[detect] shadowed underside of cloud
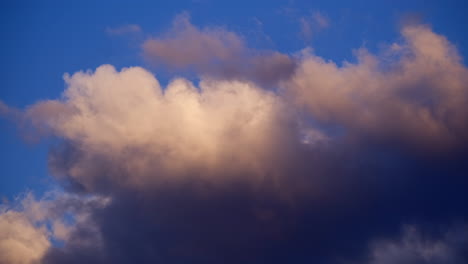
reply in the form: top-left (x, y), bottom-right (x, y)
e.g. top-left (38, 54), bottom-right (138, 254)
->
top-left (1, 17), bottom-right (468, 264)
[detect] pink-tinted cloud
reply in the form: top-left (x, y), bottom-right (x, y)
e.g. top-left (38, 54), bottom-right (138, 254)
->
top-left (142, 13), bottom-right (296, 86)
top-left (25, 65), bottom-right (298, 192)
top-left (283, 24), bottom-right (468, 150)
top-left (0, 195), bottom-right (50, 264)
top-left (0, 192), bottom-right (109, 264)
top-left (299, 11), bottom-right (330, 41)
top-left (2, 15), bottom-right (468, 264)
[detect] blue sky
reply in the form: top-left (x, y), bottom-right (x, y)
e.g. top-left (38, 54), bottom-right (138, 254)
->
top-left (1, 1), bottom-right (468, 263)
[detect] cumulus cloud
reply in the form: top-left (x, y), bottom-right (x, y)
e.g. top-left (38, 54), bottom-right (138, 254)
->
top-left (1, 16), bottom-right (468, 264)
top-left (12, 65), bottom-right (379, 263)
top-left (24, 64), bottom-right (301, 193)
top-left (19, 63), bottom-right (467, 264)
top-left (284, 24), bottom-right (468, 150)
top-left (142, 13), bottom-right (296, 86)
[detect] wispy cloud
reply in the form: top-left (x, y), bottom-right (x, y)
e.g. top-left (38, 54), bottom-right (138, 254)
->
top-left (368, 225), bottom-right (468, 264)
top-left (299, 11), bottom-right (330, 41)
top-left (106, 24), bottom-right (142, 36)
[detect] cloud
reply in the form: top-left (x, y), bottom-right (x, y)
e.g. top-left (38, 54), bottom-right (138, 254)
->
top-left (311, 11), bottom-right (330, 29)
top-left (0, 210), bottom-right (49, 264)
top-left (143, 13), bottom-right (244, 68)
top-left (0, 196), bottom-right (50, 264)
top-left (0, 100), bottom-right (9, 116)
top-left (283, 24), bottom-right (468, 150)
top-left (0, 192), bottom-right (109, 264)
top-left (25, 65), bottom-right (300, 193)
top-left (106, 24), bottom-right (142, 36)
top-left (18, 63), bottom-right (468, 264)
top-left (1, 16), bottom-right (468, 264)
top-left (0, 100), bottom-right (21, 121)
top-left (367, 225), bottom-right (468, 264)
top-left (299, 11), bottom-right (330, 41)
top-left (142, 13), bottom-right (296, 86)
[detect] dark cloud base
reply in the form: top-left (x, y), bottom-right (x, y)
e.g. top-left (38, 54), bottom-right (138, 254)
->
top-left (42, 141), bottom-right (468, 264)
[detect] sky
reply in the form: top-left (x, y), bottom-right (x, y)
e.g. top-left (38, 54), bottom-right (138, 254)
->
top-left (0, 0), bottom-right (468, 263)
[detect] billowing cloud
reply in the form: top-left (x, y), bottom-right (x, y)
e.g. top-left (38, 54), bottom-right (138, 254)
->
top-left (142, 13), bottom-right (296, 86)
top-left (19, 62), bottom-right (468, 264)
top-left (284, 24), bottom-right (468, 150)
top-left (1, 16), bottom-right (468, 264)
top-left (25, 65), bottom-right (300, 193)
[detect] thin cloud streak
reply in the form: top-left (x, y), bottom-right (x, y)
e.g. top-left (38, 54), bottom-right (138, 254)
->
top-left (106, 24), bottom-right (142, 36)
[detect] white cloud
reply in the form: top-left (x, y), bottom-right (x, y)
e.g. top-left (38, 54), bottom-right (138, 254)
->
top-left (26, 65), bottom-right (296, 192)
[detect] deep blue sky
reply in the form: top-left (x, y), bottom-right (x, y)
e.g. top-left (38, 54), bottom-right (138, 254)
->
top-left (1, 0), bottom-right (467, 199)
